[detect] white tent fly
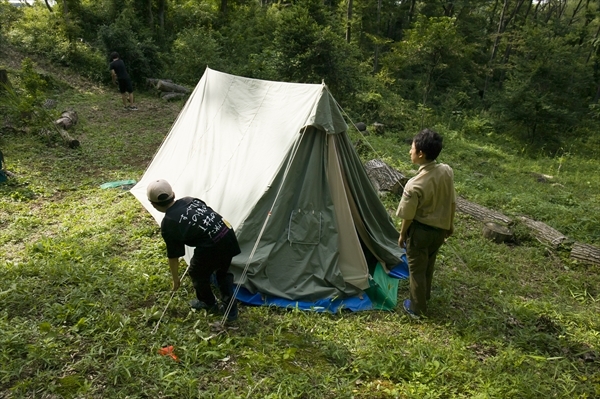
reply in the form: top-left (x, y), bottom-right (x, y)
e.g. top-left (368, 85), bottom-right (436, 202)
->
top-left (131, 68), bottom-right (404, 307)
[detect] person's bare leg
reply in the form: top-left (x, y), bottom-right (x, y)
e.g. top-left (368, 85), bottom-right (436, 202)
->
top-left (121, 93), bottom-right (128, 107)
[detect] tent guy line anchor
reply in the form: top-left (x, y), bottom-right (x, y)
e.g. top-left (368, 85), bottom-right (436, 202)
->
top-left (151, 263), bottom-right (191, 335)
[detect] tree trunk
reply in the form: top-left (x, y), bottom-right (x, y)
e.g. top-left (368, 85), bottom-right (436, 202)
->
top-left (456, 197), bottom-right (513, 224)
top-left (517, 216), bottom-right (568, 248)
top-left (158, 0), bottom-right (166, 33)
top-left (346, 0), bottom-right (353, 43)
top-left (156, 80), bottom-right (190, 93)
top-left (408, 0), bottom-right (416, 24)
top-left (373, 0), bottom-right (382, 73)
top-left (570, 242), bottom-right (600, 265)
top-left (0, 69), bottom-right (10, 90)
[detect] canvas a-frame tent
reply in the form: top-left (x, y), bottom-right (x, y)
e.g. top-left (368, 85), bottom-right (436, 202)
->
top-left (131, 68), bottom-right (404, 309)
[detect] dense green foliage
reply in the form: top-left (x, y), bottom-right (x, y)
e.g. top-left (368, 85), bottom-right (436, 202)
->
top-left (2, 0), bottom-right (600, 148)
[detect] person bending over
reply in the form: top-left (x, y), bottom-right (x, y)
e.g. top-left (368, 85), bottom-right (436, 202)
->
top-left (147, 179), bottom-right (241, 321)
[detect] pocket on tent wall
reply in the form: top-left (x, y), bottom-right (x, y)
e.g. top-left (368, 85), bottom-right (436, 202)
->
top-left (288, 210), bottom-right (322, 245)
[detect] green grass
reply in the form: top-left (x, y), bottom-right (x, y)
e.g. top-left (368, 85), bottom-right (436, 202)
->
top-left (1, 53), bottom-right (599, 398)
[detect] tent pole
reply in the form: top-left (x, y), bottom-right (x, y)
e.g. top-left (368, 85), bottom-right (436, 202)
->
top-left (221, 126), bottom-right (310, 323)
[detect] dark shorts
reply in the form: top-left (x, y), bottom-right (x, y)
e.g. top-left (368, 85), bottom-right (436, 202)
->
top-left (118, 78), bottom-right (133, 94)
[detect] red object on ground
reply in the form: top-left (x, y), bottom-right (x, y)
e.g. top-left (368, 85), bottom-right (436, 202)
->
top-left (158, 345), bottom-right (180, 362)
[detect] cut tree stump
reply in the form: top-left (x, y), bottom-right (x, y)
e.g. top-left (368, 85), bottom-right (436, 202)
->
top-left (372, 122), bottom-right (385, 136)
top-left (364, 159), bottom-right (407, 195)
top-left (456, 197), bottom-right (512, 224)
top-left (518, 216), bottom-right (568, 248)
top-left (156, 80), bottom-right (190, 94)
top-left (570, 242), bottom-right (600, 265)
top-left (54, 110), bottom-right (78, 130)
top-left (482, 222), bottom-right (513, 244)
top-left (355, 122), bottom-right (367, 132)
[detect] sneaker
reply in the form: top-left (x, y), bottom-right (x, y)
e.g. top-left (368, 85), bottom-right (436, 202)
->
top-left (403, 299), bottom-right (419, 319)
top-left (123, 106), bottom-right (129, 110)
top-left (129, 106), bottom-right (138, 110)
top-left (189, 299), bottom-right (220, 314)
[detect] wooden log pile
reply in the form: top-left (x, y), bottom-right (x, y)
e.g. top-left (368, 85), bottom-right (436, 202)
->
top-left (456, 197), bottom-right (599, 265)
top-left (367, 160), bottom-right (600, 265)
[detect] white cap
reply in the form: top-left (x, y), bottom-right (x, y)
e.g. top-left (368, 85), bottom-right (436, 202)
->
top-left (146, 179), bottom-right (174, 204)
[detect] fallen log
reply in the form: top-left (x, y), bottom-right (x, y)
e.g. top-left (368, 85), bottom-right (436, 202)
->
top-left (456, 197), bottom-right (512, 224)
top-left (54, 110), bottom-right (78, 130)
top-left (365, 159), bottom-right (407, 195)
top-left (40, 127), bottom-right (80, 148)
top-left (570, 242), bottom-right (600, 265)
top-left (161, 92), bottom-right (186, 101)
top-left (517, 216), bottom-right (568, 248)
top-left (146, 78), bottom-right (172, 88)
top-left (156, 80), bottom-right (190, 94)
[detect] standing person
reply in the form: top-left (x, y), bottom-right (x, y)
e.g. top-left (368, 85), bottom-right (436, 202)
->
top-left (147, 179), bottom-right (241, 321)
top-left (109, 52), bottom-right (137, 110)
top-left (396, 128), bottom-right (456, 318)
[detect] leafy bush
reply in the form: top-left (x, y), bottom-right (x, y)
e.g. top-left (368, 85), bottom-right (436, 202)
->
top-left (5, 3), bottom-right (105, 82)
top-left (263, 1), bottom-right (362, 102)
top-left (0, 0), bottom-right (23, 45)
top-left (165, 27), bottom-right (223, 85)
top-left (0, 58), bottom-right (57, 133)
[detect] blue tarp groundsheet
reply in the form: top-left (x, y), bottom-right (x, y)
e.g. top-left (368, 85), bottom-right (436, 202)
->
top-left (234, 253), bottom-right (410, 312)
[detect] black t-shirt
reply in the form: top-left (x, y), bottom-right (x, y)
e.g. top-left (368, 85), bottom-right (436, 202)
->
top-left (161, 197), bottom-right (239, 259)
top-left (109, 59), bottom-right (129, 80)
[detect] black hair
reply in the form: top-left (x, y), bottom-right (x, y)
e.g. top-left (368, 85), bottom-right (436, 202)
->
top-left (150, 198), bottom-right (175, 206)
top-left (110, 52), bottom-right (119, 61)
top-left (413, 128), bottom-right (443, 161)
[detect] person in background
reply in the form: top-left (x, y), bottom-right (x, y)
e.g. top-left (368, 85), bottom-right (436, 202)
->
top-left (396, 128), bottom-right (456, 318)
top-left (109, 52), bottom-right (137, 110)
top-left (146, 179), bottom-right (241, 322)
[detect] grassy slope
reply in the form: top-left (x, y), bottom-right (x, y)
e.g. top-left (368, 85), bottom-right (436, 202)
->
top-left (1, 51), bottom-right (599, 398)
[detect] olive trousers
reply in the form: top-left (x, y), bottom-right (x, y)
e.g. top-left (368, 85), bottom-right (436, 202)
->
top-left (406, 220), bottom-right (447, 315)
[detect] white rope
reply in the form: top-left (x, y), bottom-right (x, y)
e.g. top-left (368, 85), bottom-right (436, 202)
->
top-left (329, 90), bottom-right (406, 191)
top-left (220, 126), bottom-right (309, 324)
top-left (329, 91), bottom-right (381, 159)
top-left (151, 263), bottom-right (191, 335)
